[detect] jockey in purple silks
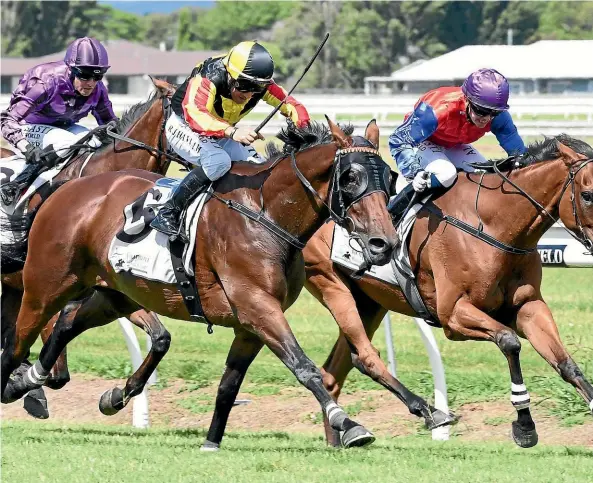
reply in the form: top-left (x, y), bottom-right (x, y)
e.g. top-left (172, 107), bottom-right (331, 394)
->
top-left (0, 37), bottom-right (118, 205)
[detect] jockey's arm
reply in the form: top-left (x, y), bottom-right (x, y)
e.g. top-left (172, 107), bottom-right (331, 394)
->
top-left (183, 77), bottom-right (232, 137)
top-left (0, 79), bottom-right (53, 152)
top-left (490, 111), bottom-right (526, 156)
top-left (92, 84), bottom-right (119, 125)
top-left (388, 102), bottom-right (438, 178)
top-left (262, 83), bottom-right (310, 128)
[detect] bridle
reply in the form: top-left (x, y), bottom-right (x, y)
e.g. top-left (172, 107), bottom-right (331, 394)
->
top-left (211, 139), bottom-right (390, 268)
top-left (491, 156), bottom-right (593, 254)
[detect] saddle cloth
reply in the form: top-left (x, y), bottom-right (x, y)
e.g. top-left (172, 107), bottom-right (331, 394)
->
top-left (331, 196), bottom-right (440, 325)
top-left (107, 178), bottom-right (209, 284)
top-left (330, 200), bottom-right (424, 285)
top-left (0, 152), bottom-right (93, 215)
top-left (0, 152), bottom-right (92, 246)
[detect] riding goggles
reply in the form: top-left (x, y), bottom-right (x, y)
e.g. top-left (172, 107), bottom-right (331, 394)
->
top-left (72, 66), bottom-right (107, 82)
top-left (469, 102), bottom-right (502, 118)
top-left (233, 77), bottom-right (269, 93)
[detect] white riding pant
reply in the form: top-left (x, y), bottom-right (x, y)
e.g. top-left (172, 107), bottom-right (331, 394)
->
top-left (165, 112), bottom-right (264, 181)
top-left (21, 123), bottom-right (100, 158)
top-left (395, 140), bottom-right (487, 193)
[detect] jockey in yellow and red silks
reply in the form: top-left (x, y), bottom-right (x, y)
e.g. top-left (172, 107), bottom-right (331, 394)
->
top-left (151, 41), bottom-right (311, 240)
top-left (387, 68), bottom-right (526, 222)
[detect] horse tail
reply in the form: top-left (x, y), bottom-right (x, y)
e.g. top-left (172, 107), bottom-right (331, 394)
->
top-left (0, 180), bottom-right (67, 274)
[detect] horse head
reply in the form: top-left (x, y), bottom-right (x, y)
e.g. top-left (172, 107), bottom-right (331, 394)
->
top-left (555, 139), bottom-right (593, 253)
top-left (271, 118), bottom-right (396, 266)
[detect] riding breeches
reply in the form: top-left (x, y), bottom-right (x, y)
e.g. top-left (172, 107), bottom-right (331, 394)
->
top-left (395, 140), bottom-right (487, 193)
top-left (165, 112), bottom-right (264, 181)
top-left (20, 123), bottom-right (101, 158)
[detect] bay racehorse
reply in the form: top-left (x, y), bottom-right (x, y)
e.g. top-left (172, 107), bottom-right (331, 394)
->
top-left (1, 77), bottom-right (177, 413)
top-left (2, 120), bottom-right (397, 449)
top-left (301, 135), bottom-right (593, 447)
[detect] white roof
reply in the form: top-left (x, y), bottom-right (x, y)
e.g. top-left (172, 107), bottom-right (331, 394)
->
top-left (390, 40), bottom-right (593, 81)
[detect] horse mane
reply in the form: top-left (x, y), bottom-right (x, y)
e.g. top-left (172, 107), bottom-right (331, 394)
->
top-left (476, 134), bottom-right (593, 171)
top-left (264, 121), bottom-right (355, 162)
top-left (95, 91), bottom-right (161, 153)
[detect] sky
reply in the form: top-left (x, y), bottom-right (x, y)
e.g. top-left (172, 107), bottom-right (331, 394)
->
top-left (99, 1), bottom-right (213, 15)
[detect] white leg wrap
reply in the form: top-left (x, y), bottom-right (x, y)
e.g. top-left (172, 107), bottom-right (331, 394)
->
top-left (325, 401), bottom-right (345, 427)
top-left (25, 361), bottom-right (49, 386)
top-left (589, 399), bottom-right (593, 412)
top-left (511, 383), bottom-right (530, 410)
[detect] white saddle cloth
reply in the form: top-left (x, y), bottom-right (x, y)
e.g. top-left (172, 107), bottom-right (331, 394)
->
top-left (107, 178), bottom-right (209, 284)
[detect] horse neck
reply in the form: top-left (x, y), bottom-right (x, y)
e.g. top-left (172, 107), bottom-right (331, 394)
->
top-left (263, 144), bottom-right (337, 243)
top-left (478, 159), bottom-right (569, 249)
top-left (78, 98), bottom-right (166, 177)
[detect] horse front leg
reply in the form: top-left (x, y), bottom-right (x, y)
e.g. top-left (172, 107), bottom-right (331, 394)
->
top-left (99, 309), bottom-right (171, 416)
top-left (231, 289), bottom-right (375, 449)
top-left (202, 328), bottom-right (264, 451)
top-left (446, 298), bottom-right (538, 448)
top-left (305, 272), bottom-right (455, 439)
top-left (515, 299), bottom-right (593, 415)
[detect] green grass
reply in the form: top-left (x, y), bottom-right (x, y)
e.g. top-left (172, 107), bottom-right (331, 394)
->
top-left (2, 421), bottom-right (592, 483)
top-left (28, 269), bottom-right (593, 424)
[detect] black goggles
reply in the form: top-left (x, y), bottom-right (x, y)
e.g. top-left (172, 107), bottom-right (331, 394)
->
top-left (72, 67), bottom-right (106, 82)
top-left (233, 78), bottom-right (269, 93)
top-left (469, 102), bottom-right (502, 118)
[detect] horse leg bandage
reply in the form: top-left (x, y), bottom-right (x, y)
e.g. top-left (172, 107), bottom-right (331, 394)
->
top-left (510, 382), bottom-right (531, 410)
top-left (25, 361), bottom-right (49, 387)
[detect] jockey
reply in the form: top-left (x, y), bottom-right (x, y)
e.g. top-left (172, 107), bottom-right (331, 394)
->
top-left (150, 40), bottom-right (310, 241)
top-left (0, 37), bottom-right (117, 205)
top-left (387, 68), bottom-right (526, 223)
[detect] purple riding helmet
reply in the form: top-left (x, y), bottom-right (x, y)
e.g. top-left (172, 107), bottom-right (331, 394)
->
top-left (64, 37), bottom-right (110, 72)
top-left (462, 68), bottom-right (510, 112)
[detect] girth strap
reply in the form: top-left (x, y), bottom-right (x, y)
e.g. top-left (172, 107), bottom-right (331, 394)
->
top-left (169, 238), bottom-right (213, 333)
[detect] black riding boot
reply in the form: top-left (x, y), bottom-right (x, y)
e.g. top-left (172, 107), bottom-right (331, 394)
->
top-left (387, 182), bottom-right (417, 225)
top-left (150, 165), bottom-right (211, 242)
top-left (0, 163), bottom-right (44, 206)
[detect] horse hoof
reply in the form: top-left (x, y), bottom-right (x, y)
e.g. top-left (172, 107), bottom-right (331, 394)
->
top-left (99, 387), bottom-right (124, 416)
top-left (2, 381), bottom-right (22, 404)
top-left (45, 375), bottom-right (70, 391)
top-left (341, 425), bottom-right (375, 448)
top-left (425, 408), bottom-right (459, 430)
top-left (200, 441), bottom-right (220, 452)
top-left (23, 388), bottom-right (49, 419)
top-left (511, 421), bottom-right (538, 448)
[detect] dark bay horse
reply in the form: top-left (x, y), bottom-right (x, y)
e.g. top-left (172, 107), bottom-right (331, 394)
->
top-left (1, 77), bottom-right (176, 409)
top-left (2, 120), bottom-right (397, 449)
top-left (302, 135), bottom-right (593, 448)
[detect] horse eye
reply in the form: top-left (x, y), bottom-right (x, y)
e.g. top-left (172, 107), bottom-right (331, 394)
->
top-left (582, 191), bottom-right (593, 204)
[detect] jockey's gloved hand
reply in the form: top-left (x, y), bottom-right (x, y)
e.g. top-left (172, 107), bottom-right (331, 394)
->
top-left (412, 170), bottom-right (430, 193)
top-left (23, 145), bottom-right (44, 165)
top-left (94, 121), bottom-right (117, 142)
top-left (230, 126), bottom-right (264, 145)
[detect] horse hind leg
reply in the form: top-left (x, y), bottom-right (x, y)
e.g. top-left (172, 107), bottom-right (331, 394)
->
top-left (202, 328), bottom-right (264, 451)
top-left (99, 309), bottom-right (171, 416)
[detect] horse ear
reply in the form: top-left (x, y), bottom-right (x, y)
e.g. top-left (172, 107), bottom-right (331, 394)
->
top-left (325, 115), bottom-right (352, 149)
top-left (364, 119), bottom-right (380, 149)
top-left (150, 76), bottom-right (176, 97)
top-left (557, 141), bottom-right (586, 165)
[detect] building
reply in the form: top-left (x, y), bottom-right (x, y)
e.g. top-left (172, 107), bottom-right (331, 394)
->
top-left (1, 40), bottom-right (222, 96)
top-left (364, 40), bottom-right (593, 95)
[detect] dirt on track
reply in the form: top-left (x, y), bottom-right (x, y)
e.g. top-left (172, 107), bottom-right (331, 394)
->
top-left (2, 375), bottom-right (592, 447)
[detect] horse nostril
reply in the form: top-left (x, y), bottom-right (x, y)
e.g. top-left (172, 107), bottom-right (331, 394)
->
top-left (368, 237), bottom-right (389, 254)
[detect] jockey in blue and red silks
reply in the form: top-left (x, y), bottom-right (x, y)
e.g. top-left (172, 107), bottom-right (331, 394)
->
top-left (387, 68), bottom-right (526, 222)
top-left (0, 37), bottom-right (118, 205)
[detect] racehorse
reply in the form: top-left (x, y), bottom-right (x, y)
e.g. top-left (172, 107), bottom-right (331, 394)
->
top-left (301, 134), bottom-right (593, 448)
top-left (2, 119), bottom-right (398, 449)
top-left (1, 77), bottom-right (176, 407)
